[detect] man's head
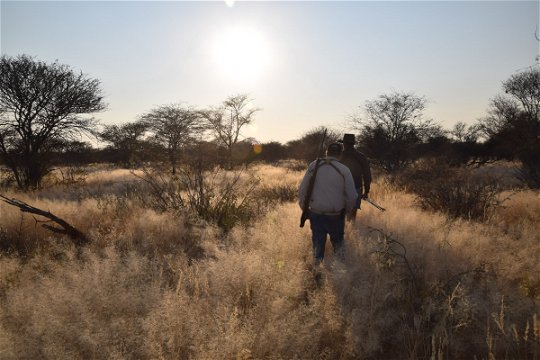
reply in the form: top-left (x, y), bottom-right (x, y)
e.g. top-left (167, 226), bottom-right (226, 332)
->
top-left (326, 142), bottom-right (343, 158)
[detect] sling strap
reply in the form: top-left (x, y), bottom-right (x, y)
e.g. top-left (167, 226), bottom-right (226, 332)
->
top-left (316, 158), bottom-right (344, 180)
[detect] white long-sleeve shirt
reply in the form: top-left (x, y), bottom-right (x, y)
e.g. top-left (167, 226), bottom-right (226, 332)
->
top-left (298, 156), bottom-right (358, 214)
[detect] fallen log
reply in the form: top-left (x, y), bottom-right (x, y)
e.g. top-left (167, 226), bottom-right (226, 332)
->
top-left (0, 195), bottom-right (88, 245)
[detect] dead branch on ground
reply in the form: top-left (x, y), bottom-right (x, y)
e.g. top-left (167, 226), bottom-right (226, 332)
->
top-left (0, 195), bottom-right (88, 245)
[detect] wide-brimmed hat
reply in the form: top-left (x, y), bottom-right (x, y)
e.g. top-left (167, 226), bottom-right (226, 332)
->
top-left (343, 133), bottom-right (355, 144)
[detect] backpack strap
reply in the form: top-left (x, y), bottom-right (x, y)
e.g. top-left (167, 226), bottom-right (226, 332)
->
top-left (319, 159), bottom-right (344, 180)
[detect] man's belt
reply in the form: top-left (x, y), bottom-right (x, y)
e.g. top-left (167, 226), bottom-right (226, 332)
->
top-left (310, 209), bottom-right (345, 216)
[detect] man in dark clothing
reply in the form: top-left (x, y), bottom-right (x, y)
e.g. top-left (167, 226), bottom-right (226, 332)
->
top-left (339, 134), bottom-right (372, 221)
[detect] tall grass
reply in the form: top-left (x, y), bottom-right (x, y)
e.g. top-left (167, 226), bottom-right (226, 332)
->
top-left (0, 163), bottom-right (538, 359)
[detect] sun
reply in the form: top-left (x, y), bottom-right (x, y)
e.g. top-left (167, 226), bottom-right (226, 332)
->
top-left (212, 25), bottom-right (271, 83)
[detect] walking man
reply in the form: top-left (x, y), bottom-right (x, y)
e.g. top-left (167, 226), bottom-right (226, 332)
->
top-left (298, 142), bottom-right (357, 264)
top-left (339, 134), bottom-right (371, 221)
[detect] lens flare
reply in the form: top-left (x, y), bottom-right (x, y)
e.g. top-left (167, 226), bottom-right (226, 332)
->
top-left (253, 144), bottom-right (263, 154)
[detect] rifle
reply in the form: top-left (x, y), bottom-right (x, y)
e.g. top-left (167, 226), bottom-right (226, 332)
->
top-left (300, 129), bottom-right (327, 228)
top-left (364, 197), bottom-right (386, 212)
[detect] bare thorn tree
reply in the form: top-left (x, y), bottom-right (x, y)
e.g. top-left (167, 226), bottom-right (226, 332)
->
top-left (502, 67), bottom-right (540, 122)
top-left (201, 94), bottom-right (260, 168)
top-left (0, 55), bottom-right (105, 189)
top-left (477, 67), bottom-right (540, 188)
top-left (351, 91), bottom-right (439, 172)
top-left (450, 121), bottom-right (480, 143)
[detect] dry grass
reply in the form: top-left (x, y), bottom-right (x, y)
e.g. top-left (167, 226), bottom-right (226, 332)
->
top-left (0, 163), bottom-right (538, 359)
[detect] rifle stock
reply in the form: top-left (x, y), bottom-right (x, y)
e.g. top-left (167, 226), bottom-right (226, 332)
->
top-left (299, 129), bottom-right (327, 228)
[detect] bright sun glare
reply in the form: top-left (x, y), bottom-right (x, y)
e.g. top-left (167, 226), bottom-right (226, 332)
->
top-left (212, 26), bottom-right (271, 83)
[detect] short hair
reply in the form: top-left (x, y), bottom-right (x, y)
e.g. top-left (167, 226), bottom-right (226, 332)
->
top-left (326, 142), bottom-right (343, 157)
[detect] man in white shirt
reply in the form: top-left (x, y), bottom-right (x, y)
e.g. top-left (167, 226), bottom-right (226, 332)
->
top-left (298, 142), bottom-right (358, 264)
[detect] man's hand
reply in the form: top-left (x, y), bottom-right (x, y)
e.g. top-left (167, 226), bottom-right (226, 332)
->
top-left (346, 208), bottom-right (357, 222)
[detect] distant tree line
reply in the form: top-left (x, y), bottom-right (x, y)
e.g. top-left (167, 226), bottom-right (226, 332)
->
top-left (1, 54), bottom-right (539, 189)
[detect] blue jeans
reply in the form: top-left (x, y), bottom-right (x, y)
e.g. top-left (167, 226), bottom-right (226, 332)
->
top-left (309, 212), bottom-right (345, 263)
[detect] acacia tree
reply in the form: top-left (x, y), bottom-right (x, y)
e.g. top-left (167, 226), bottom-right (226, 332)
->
top-left (351, 91), bottom-right (440, 172)
top-left (99, 121), bottom-right (149, 166)
top-left (201, 94), bottom-right (260, 167)
top-left (140, 104), bottom-right (205, 174)
top-left (478, 68), bottom-right (540, 138)
top-left (441, 121), bottom-right (485, 166)
top-left (503, 67), bottom-right (540, 121)
top-left (0, 55), bottom-right (105, 189)
top-left (450, 122), bottom-right (480, 143)
top-left (477, 67), bottom-right (540, 188)
top-left (286, 126), bottom-right (341, 162)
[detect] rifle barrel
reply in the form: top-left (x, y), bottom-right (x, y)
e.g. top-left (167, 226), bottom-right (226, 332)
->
top-left (299, 129), bottom-right (327, 227)
top-left (365, 198), bottom-right (386, 212)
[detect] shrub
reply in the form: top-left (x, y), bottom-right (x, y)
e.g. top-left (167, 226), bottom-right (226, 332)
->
top-left (517, 160), bottom-right (540, 189)
top-left (396, 160), bottom-right (505, 221)
top-left (131, 163), bottom-right (264, 233)
top-left (255, 184), bottom-right (297, 204)
top-left (47, 166), bottom-right (89, 187)
top-left (0, 166), bottom-right (20, 190)
top-left (273, 159), bottom-right (306, 172)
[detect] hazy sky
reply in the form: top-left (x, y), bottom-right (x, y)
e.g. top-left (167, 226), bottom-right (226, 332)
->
top-left (1, 1), bottom-right (539, 143)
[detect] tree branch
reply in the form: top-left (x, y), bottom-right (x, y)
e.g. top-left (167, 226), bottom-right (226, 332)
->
top-left (0, 194), bottom-right (88, 245)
